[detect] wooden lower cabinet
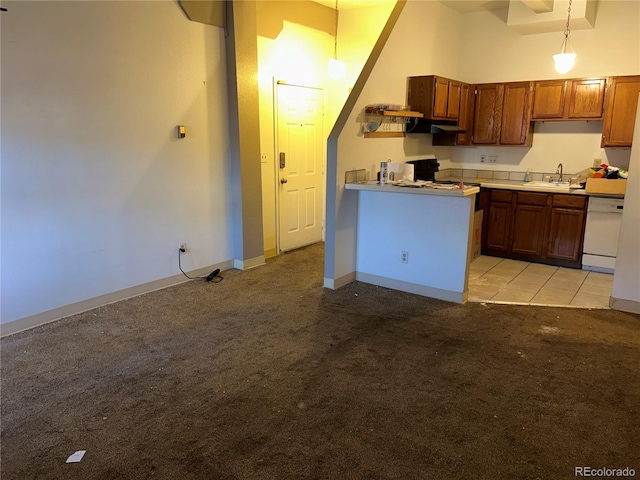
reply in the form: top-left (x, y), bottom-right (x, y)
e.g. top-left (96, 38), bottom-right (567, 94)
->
top-left (547, 195), bottom-right (587, 264)
top-left (480, 189), bottom-right (587, 268)
top-left (511, 204), bottom-right (547, 256)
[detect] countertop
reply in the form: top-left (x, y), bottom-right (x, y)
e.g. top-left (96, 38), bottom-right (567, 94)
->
top-left (345, 178), bottom-right (624, 199)
top-left (345, 181), bottom-right (479, 197)
top-left (442, 177), bottom-right (625, 198)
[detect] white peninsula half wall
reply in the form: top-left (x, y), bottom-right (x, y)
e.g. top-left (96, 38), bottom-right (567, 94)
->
top-left (341, 183), bottom-right (479, 303)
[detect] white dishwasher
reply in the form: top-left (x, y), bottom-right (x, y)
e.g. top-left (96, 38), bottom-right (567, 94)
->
top-left (582, 196), bottom-right (625, 273)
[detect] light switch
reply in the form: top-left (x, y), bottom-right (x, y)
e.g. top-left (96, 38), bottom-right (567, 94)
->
top-left (177, 125), bottom-right (186, 138)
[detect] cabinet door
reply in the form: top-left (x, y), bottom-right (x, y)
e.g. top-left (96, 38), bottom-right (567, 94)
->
top-left (407, 76), bottom-right (434, 120)
top-left (568, 78), bottom-right (606, 119)
top-left (456, 83), bottom-right (472, 145)
top-left (602, 76), bottom-right (640, 147)
top-left (433, 76), bottom-right (450, 119)
top-left (547, 207), bottom-right (585, 264)
top-left (485, 202), bottom-right (512, 252)
top-left (500, 82), bottom-right (533, 146)
top-left (447, 80), bottom-right (461, 120)
top-left (472, 84), bottom-right (501, 145)
top-left (532, 80), bottom-right (566, 120)
top-left (511, 205), bottom-right (547, 257)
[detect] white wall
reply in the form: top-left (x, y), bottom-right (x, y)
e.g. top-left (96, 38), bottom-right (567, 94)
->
top-left (611, 97), bottom-right (640, 313)
top-left (452, 0), bottom-right (640, 174)
top-left (1, 1), bottom-right (232, 326)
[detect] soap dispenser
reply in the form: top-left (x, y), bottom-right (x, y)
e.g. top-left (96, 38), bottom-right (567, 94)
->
top-left (524, 169), bottom-right (531, 183)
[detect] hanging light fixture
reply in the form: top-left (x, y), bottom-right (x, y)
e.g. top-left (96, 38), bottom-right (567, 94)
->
top-left (553, 0), bottom-right (576, 74)
top-left (328, 0), bottom-right (346, 80)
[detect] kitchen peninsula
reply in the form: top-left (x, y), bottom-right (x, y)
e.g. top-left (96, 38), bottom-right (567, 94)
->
top-left (344, 181), bottom-right (480, 303)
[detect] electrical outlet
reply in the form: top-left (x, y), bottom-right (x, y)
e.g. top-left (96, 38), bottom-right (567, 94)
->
top-left (401, 251), bottom-right (408, 264)
top-left (593, 158), bottom-right (602, 168)
top-left (179, 242), bottom-right (187, 254)
top-left (480, 155), bottom-right (486, 163)
top-left (489, 155), bottom-right (498, 163)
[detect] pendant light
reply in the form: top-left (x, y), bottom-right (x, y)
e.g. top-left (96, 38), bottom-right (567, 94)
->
top-left (553, 0), bottom-right (576, 74)
top-left (328, 0), bottom-right (346, 80)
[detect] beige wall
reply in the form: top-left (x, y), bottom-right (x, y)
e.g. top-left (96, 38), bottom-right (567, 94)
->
top-left (1, 1), bottom-right (232, 326)
top-left (451, 0), bottom-right (640, 175)
top-left (257, 3), bottom-right (394, 255)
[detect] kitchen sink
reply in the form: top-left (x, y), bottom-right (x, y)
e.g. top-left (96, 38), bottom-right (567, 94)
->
top-left (522, 181), bottom-right (572, 189)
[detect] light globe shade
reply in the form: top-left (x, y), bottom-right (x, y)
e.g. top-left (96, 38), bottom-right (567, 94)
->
top-left (328, 58), bottom-right (346, 80)
top-left (553, 52), bottom-right (576, 74)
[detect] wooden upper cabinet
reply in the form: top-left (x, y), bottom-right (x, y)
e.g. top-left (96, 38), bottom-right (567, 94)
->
top-left (472, 82), bottom-right (533, 146)
top-left (408, 75), bottom-right (461, 121)
top-left (602, 75), bottom-right (640, 148)
top-left (532, 78), bottom-right (605, 121)
top-left (456, 83), bottom-right (473, 145)
top-left (447, 81), bottom-right (462, 120)
top-left (472, 84), bottom-right (501, 144)
top-left (500, 82), bottom-right (533, 146)
top-left (568, 78), bottom-right (606, 119)
top-left (532, 80), bottom-right (567, 119)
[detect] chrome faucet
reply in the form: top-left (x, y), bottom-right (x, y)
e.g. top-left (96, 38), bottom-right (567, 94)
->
top-left (555, 163), bottom-right (563, 183)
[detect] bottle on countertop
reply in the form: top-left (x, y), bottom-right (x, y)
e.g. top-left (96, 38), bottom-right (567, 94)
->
top-left (380, 161), bottom-right (388, 184)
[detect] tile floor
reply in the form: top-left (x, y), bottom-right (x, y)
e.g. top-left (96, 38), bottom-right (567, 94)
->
top-left (469, 256), bottom-right (613, 308)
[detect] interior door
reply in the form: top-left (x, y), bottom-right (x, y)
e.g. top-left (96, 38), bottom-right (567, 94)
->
top-left (276, 83), bottom-right (324, 253)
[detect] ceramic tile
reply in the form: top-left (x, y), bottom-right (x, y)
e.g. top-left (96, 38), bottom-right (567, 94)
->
top-left (577, 283), bottom-right (612, 298)
top-left (477, 170), bottom-right (494, 179)
top-left (468, 260), bottom-right (611, 309)
top-left (468, 284), bottom-right (501, 301)
top-left (570, 292), bottom-right (610, 308)
top-left (509, 171), bottom-right (526, 181)
top-left (531, 287), bottom-right (576, 305)
top-left (492, 288), bottom-right (536, 303)
top-left (503, 280), bottom-right (544, 294)
top-left (450, 168), bottom-right (463, 176)
top-left (462, 169), bottom-right (477, 178)
top-left (583, 271), bottom-right (614, 288)
top-left (489, 261), bottom-right (529, 275)
top-left (522, 263), bottom-right (558, 277)
top-left (470, 255), bottom-right (502, 269)
top-left (470, 275), bottom-right (512, 287)
top-left (530, 173), bottom-right (544, 181)
top-left (492, 171), bottom-right (510, 180)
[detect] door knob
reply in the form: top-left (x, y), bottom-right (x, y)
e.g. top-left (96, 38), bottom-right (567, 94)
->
top-left (280, 178), bottom-right (288, 184)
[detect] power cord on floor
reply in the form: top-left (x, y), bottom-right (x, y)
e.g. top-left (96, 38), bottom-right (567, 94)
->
top-left (178, 247), bottom-right (223, 283)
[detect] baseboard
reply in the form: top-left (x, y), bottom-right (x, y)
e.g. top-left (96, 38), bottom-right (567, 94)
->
top-left (324, 271), bottom-right (357, 290)
top-left (610, 296), bottom-right (640, 314)
top-left (264, 248), bottom-right (277, 259)
top-left (233, 255), bottom-right (266, 270)
top-left (0, 260), bottom-right (234, 337)
top-left (355, 272), bottom-right (466, 304)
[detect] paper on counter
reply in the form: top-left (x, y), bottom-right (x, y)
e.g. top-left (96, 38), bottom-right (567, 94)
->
top-left (66, 450), bottom-right (86, 463)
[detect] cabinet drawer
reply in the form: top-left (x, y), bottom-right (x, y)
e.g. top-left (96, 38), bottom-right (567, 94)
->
top-left (516, 192), bottom-right (548, 206)
top-left (490, 189), bottom-right (513, 203)
top-left (552, 194), bottom-right (587, 209)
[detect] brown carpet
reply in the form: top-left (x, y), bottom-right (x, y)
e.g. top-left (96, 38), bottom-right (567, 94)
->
top-left (1, 243), bottom-right (639, 479)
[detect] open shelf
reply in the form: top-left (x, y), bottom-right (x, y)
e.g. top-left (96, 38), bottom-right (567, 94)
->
top-left (364, 131), bottom-right (406, 138)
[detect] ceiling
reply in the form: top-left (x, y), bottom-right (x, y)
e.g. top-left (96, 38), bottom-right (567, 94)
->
top-left (313, 0), bottom-right (509, 11)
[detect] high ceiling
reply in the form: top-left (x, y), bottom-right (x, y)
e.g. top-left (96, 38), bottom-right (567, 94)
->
top-left (313, 0), bottom-right (508, 12)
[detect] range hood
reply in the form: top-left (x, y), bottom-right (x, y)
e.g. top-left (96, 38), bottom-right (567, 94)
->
top-left (406, 118), bottom-right (466, 134)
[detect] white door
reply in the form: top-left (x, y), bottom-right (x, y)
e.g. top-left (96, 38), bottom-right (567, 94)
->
top-left (276, 83), bottom-right (324, 252)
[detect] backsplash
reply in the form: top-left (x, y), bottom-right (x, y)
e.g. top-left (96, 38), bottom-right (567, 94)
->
top-left (435, 168), bottom-right (578, 182)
